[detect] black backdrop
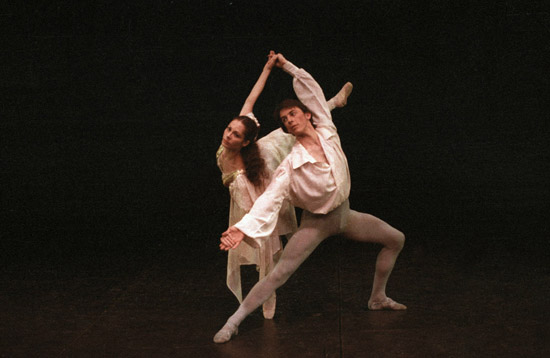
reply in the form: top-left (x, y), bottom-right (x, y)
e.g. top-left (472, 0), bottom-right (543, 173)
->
top-left (2, 1), bottom-right (548, 267)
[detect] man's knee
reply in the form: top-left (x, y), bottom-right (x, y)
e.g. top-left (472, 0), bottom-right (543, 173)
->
top-left (388, 230), bottom-right (405, 251)
top-left (269, 263), bottom-right (294, 286)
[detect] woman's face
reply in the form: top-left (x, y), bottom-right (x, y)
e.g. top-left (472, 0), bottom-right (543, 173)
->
top-left (222, 119), bottom-right (250, 151)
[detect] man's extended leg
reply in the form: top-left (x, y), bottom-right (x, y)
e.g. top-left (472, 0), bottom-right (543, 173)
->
top-left (214, 225), bottom-right (328, 342)
top-left (214, 205), bottom-right (348, 343)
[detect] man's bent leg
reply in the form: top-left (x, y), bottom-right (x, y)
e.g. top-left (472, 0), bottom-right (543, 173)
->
top-left (341, 210), bottom-right (406, 310)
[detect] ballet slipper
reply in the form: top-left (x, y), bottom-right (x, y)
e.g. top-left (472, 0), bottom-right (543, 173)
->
top-left (368, 297), bottom-right (407, 311)
top-left (262, 293), bottom-right (276, 319)
top-left (331, 82), bottom-right (354, 108)
top-left (213, 321), bottom-right (238, 343)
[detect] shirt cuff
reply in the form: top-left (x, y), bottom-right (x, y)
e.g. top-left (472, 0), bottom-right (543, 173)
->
top-left (234, 214), bottom-right (262, 248)
top-left (282, 61), bottom-right (299, 76)
top-left (235, 218), bottom-right (263, 248)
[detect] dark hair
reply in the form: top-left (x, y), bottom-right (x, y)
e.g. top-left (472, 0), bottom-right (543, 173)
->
top-left (234, 116), bottom-right (268, 187)
top-left (273, 99), bottom-right (315, 133)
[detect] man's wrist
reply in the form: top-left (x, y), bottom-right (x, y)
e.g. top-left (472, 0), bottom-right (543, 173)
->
top-left (282, 61), bottom-right (297, 75)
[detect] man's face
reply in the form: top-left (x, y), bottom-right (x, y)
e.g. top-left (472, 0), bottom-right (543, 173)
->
top-left (279, 106), bottom-right (312, 136)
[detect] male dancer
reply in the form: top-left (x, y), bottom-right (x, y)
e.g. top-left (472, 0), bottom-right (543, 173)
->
top-left (215, 52), bottom-right (406, 344)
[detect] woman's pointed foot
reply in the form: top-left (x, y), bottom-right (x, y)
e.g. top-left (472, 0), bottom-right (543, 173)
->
top-left (333, 82), bottom-right (353, 108)
top-left (262, 293), bottom-right (276, 319)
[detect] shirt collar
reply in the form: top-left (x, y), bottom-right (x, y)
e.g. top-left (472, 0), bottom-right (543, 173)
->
top-left (291, 142), bottom-right (318, 169)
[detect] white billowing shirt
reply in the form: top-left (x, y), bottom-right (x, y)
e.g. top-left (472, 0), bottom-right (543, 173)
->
top-left (235, 61), bottom-right (351, 243)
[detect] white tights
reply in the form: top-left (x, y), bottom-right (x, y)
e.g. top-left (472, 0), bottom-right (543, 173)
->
top-left (225, 200), bottom-right (405, 328)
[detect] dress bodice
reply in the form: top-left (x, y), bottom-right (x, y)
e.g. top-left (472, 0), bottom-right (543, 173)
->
top-left (217, 145), bottom-right (245, 187)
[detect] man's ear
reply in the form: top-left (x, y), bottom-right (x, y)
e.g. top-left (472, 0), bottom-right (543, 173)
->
top-left (305, 112), bottom-right (312, 121)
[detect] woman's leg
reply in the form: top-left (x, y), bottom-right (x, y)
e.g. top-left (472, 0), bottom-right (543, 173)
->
top-left (341, 210), bottom-right (406, 310)
top-left (261, 247), bottom-right (281, 319)
top-left (327, 82), bottom-right (353, 110)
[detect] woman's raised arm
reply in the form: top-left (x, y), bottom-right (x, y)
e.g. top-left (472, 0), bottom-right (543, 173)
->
top-left (239, 51), bottom-right (277, 116)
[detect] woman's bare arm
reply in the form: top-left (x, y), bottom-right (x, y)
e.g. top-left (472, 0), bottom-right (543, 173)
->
top-left (239, 51), bottom-right (277, 116)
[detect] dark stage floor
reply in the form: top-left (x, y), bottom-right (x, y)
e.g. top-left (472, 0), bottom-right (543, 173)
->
top-left (2, 236), bottom-right (549, 357)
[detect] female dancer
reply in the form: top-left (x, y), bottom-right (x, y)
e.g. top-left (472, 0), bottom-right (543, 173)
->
top-left (217, 51), bottom-right (353, 319)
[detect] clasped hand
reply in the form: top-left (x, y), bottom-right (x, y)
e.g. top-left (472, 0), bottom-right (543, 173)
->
top-left (219, 226), bottom-right (245, 251)
top-left (267, 50), bottom-right (287, 69)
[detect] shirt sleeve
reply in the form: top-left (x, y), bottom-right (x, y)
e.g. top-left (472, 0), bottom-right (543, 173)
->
top-left (234, 160), bottom-right (291, 244)
top-left (282, 61), bottom-right (336, 133)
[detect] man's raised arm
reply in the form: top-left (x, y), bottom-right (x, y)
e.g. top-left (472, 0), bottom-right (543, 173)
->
top-left (274, 53), bottom-right (335, 130)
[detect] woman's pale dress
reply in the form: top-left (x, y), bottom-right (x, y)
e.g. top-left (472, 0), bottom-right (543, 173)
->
top-left (216, 113), bottom-right (297, 314)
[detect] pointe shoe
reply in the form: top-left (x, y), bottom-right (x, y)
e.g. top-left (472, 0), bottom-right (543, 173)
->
top-left (333, 82), bottom-right (353, 108)
top-left (213, 322), bottom-right (238, 343)
top-left (262, 293), bottom-right (276, 319)
top-left (368, 297), bottom-right (407, 311)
